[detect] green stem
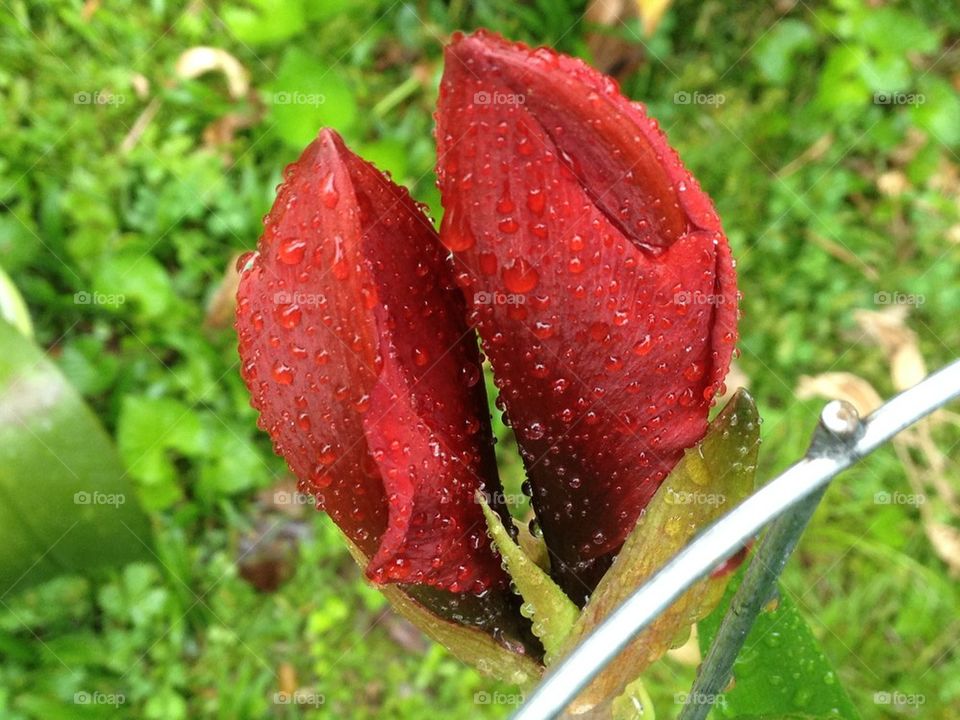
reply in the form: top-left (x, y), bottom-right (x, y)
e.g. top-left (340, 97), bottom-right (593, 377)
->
top-left (677, 489), bottom-right (827, 720)
top-left (372, 74), bottom-right (421, 118)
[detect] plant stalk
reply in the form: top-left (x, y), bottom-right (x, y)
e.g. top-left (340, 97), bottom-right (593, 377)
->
top-left (676, 488), bottom-right (826, 720)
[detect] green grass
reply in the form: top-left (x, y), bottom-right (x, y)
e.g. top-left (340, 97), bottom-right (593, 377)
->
top-left (1, 0), bottom-right (959, 717)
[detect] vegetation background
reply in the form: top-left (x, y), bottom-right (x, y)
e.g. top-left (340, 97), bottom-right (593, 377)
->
top-left (1, 0), bottom-right (958, 717)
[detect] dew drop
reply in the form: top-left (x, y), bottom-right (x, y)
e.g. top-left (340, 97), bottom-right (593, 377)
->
top-left (278, 238), bottom-right (307, 265)
top-left (322, 172), bottom-right (339, 208)
top-left (272, 361), bottom-right (294, 385)
top-left (502, 258), bottom-right (539, 293)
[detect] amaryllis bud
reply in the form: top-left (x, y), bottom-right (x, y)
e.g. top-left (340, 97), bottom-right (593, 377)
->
top-left (436, 31), bottom-right (739, 603)
top-left (235, 129), bottom-right (513, 601)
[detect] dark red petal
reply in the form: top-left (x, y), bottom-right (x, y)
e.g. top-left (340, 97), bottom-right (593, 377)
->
top-left (236, 128), bottom-right (510, 595)
top-left (436, 31), bottom-right (738, 602)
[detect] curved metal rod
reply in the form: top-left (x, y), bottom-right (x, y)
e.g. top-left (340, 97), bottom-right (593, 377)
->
top-left (512, 358), bottom-right (960, 720)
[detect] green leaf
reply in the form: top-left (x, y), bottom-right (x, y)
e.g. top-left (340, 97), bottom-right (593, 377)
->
top-left (117, 396), bottom-right (202, 510)
top-left (341, 536), bottom-right (543, 686)
top-left (753, 20), bottom-right (815, 86)
top-left (859, 8), bottom-right (940, 55)
top-left (611, 677), bottom-right (656, 720)
top-left (0, 263), bottom-right (33, 337)
top-left (0, 319), bottom-right (153, 593)
top-left (222, 0), bottom-right (307, 46)
top-left (912, 77), bottom-right (960, 146)
top-left (557, 390), bottom-right (760, 714)
top-left (698, 574), bottom-right (860, 720)
top-left (477, 492), bottom-right (579, 664)
top-left (92, 253), bottom-right (175, 320)
top-left (269, 48), bottom-right (358, 148)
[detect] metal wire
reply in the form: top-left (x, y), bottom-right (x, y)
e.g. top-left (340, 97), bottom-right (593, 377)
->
top-left (511, 358), bottom-right (960, 720)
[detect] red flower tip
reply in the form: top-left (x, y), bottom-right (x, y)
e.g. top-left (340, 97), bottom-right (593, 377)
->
top-left (436, 31), bottom-right (739, 602)
top-left (235, 128), bottom-right (510, 596)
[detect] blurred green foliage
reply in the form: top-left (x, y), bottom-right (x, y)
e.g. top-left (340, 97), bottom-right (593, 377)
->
top-left (1, 0), bottom-right (959, 717)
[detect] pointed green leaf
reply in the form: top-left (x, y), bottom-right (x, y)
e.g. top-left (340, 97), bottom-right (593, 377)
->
top-left (478, 492), bottom-right (579, 663)
top-left (341, 536), bottom-right (543, 685)
top-left (698, 574), bottom-right (860, 720)
top-left (612, 677), bottom-right (657, 720)
top-left (0, 265), bottom-right (32, 338)
top-left (558, 390), bottom-right (761, 713)
top-left (0, 319), bottom-right (153, 593)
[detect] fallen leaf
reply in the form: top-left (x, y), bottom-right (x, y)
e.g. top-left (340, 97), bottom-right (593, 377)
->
top-left (119, 98), bottom-right (161, 154)
top-left (853, 307), bottom-right (926, 391)
top-left (584, 0), bottom-right (645, 79)
top-left (175, 46), bottom-right (250, 99)
top-left (278, 662), bottom-right (297, 695)
top-left (636, 0), bottom-right (672, 35)
top-left (204, 252), bottom-right (243, 329)
top-left (718, 360), bottom-right (749, 405)
top-left (927, 522), bottom-right (960, 578)
top-left (131, 72), bottom-right (150, 100)
top-left (796, 372), bottom-right (883, 415)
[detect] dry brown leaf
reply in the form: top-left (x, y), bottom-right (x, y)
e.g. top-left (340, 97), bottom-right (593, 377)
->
top-left (779, 134), bottom-right (834, 177)
top-left (278, 662), bottom-right (297, 695)
top-left (853, 307), bottom-right (927, 391)
top-left (585, 0), bottom-right (645, 79)
top-left (175, 47), bottom-right (250, 99)
top-left (926, 522), bottom-right (960, 578)
top-left (636, 0), bottom-right (673, 35)
top-left (947, 224), bottom-right (960, 245)
top-left (81, 0), bottom-right (100, 21)
top-left (204, 253), bottom-right (243, 329)
top-left (666, 623), bottom-right (701, 667)
top-left (808, 231), bottom-right (879, 280)
top-left (796, 372), bottom-right (883, 415)
top-left (844, 308), bottom-right (960, 574)
top-left (718, 360), bottom-right (750, 405)
top-left (130, 73), bottom-right (150, 100)
top-left (119, 97), bottom-right (161, 154)
top-left (877, 170), bottom-right (909, 197)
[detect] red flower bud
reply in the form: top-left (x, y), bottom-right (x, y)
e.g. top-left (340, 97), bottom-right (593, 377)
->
top-left (436, 31), bottom-right (739, 602)
top-left (235, 129), bottom-right (512, 597)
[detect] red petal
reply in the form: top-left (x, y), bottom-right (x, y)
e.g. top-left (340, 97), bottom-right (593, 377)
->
top-left (236, 129), bottom-right (509, 595)
top-left (436, 32), bottom-right (738, 602)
